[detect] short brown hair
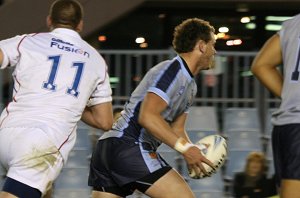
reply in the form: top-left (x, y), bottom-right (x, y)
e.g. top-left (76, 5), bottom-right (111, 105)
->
top-left (49, 0), bottom-right (83, 29)
top-left (172, 18), bottom-right (215, 53)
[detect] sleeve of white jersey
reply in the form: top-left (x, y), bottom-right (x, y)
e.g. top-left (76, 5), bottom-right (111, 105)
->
top-left (87, 67), bottom-right (112, 107)
top-left (0, 35), bottom-right (26, 69)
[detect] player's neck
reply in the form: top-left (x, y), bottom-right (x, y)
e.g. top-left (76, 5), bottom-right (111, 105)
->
top-left (179, 53), bottom-right (200, 77)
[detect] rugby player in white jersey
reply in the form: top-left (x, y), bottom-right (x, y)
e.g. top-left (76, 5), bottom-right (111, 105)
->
top-left (251, 13), bottom-right (300, 198)
top-left (88, 18), bottom-right (217, 198)
top-left (0, 0), bottom-right (113, 197)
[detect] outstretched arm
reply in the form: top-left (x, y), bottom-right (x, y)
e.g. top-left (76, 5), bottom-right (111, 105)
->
top-left (251, 34), bottom-right (283, 98)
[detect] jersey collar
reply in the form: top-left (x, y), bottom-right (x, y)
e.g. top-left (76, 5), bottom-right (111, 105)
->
top-left (51, 28), bottom-right (81, 39)
top-left (176, 55), bottom-right (194, 79)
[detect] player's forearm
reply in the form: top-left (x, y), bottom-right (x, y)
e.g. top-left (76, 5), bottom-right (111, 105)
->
top-left (251, 65), bottom-right (283, 98)
top-left (81, 108), bottom-right (100, 128)
top-left (139, 112), bottom-right (179, 149)
top-left (170, 113), bottom-right (192, 143)
top-left (171, 127), bottom-right (191, 143)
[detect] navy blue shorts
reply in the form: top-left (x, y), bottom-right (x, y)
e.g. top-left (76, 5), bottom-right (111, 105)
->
top-left (88, 137), bottom-right (172, 197)
top-left (272, 124), bottom-right (300, 185)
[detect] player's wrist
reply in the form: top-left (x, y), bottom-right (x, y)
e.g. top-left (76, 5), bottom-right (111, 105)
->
top-left (174, 137), bottom-right (194, 154)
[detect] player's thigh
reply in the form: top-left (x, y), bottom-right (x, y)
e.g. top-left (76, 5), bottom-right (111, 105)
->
top-left (145, 169), bottom-right (195, 198)
top-left (281, 179), bottom-right (300, 198)
top-left (0, 191), bottom-right (18, 198)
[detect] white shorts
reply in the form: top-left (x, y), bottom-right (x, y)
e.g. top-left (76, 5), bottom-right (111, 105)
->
top-left (0, 127), bottom-right (64, 195)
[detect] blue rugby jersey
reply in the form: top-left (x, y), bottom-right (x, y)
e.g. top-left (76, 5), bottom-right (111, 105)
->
top-left (102, 56), bottom-right (197, 149)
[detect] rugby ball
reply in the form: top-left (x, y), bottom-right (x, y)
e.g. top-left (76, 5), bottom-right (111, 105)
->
top-left (189, 134), bottom-right (227, 179)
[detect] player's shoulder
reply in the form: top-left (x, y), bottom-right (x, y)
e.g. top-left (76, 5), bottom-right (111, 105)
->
top-left (0, 33), bottom-right (40, 46)
top-left (283, 14), bottom-right (300, 27)
top-left (84, 41), bottom-right (101, 55)
top-left (15, 32), bottom-right (54, 45)
top-left (24, 32), bottom-right (52, 39)
top-left (152, 57), bottom-right (178, 70)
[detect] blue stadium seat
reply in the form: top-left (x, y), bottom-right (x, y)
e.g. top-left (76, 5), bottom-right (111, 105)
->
top-left (53, 189), bottom-right (91, 198)
top-left (186, 106), bottom-right (219, 132)
top-left (266, 142), bottom-right (275, 178)
top-left (224, 150), bottom-right (254, 180)
top-left (226, 130), bottom-right (263, 150)
top-left (77, 121), bottom-right (91, 130)
top-left (193, 191), bottom-right (225, 198)
top-left (74, 128), bottom-right (92, 151)
top-left (266, 141), bottom-right (273, 159)
top-left (65, 149), bottom-right (89, 168)
top-left (187, 130), bottom-right (219, 144)
top-left (267, 159), bottom-right (275, 178)
top-left (187, 171), bottom-right (224, 192)
top-left (54, 167), bottom-right (90, 190)
top-left (223, 108), bottom-right (261, 132)
top-left (264, 108), bottom-right (276, 139)
top-left (0, 164), bottom-right (4, 175)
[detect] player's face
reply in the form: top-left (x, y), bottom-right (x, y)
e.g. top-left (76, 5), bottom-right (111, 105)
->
top-left (198, 32), bottom-right (216, 70)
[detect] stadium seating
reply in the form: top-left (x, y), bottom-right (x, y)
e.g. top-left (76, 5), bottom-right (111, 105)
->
top-left (0, 176), bottom-right (5, 189)
top-left (187, 130), bottom-right (219, 144)
top-left (266, 142), bottom-right (275, 178)
top-left (193, 191), bottom-right (226, 198)
top-left (223, 108), bottom-right (261, 132)
top-left (64, 149), bottom-right (90, 168)
top-left (53, 189), bottom-right (91, 198)
top-left (224, 149), bottom-right (254, 181)
top-left (267, 159), bottom-right (275, 178)
top-left (266, 141), bottom-right (273, 159)
top-left (187, 171), bottom-right (225, 192)
top-left (186, 106), bottom-right (219, 133)
top-left (54, 167), bottom-right (90, 190)
top-left (0, 165), bottom-right (4, 176)
top-left (74, 125), bottom-right (93, 151)
top-left (264, 108), bottom-right (276, 139)
top-left (226, 130), bottom-right (263, 150)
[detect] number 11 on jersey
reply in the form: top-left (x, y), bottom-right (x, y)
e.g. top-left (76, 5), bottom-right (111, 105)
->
top-left (43, 55), bottom-right (84, 97)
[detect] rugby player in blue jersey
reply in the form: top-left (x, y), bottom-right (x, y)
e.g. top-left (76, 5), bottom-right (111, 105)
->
top-left (89, 18), bottom-right (217, 198)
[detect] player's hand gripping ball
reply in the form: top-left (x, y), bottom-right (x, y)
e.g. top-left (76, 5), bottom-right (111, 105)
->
top-left (189, 134), bottom-right (227, 179)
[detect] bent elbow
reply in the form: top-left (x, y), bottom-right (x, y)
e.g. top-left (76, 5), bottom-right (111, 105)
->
top-left (101, 125), bottom-right (112, 131)
top-left (96, 119), bottom-right (113, 131)
top-left (138, 112), bottom-right (147, 128)
top-left (251, 64), bottom-right (261, 76)
top-left (102, 122), bottom-right (113, 131)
